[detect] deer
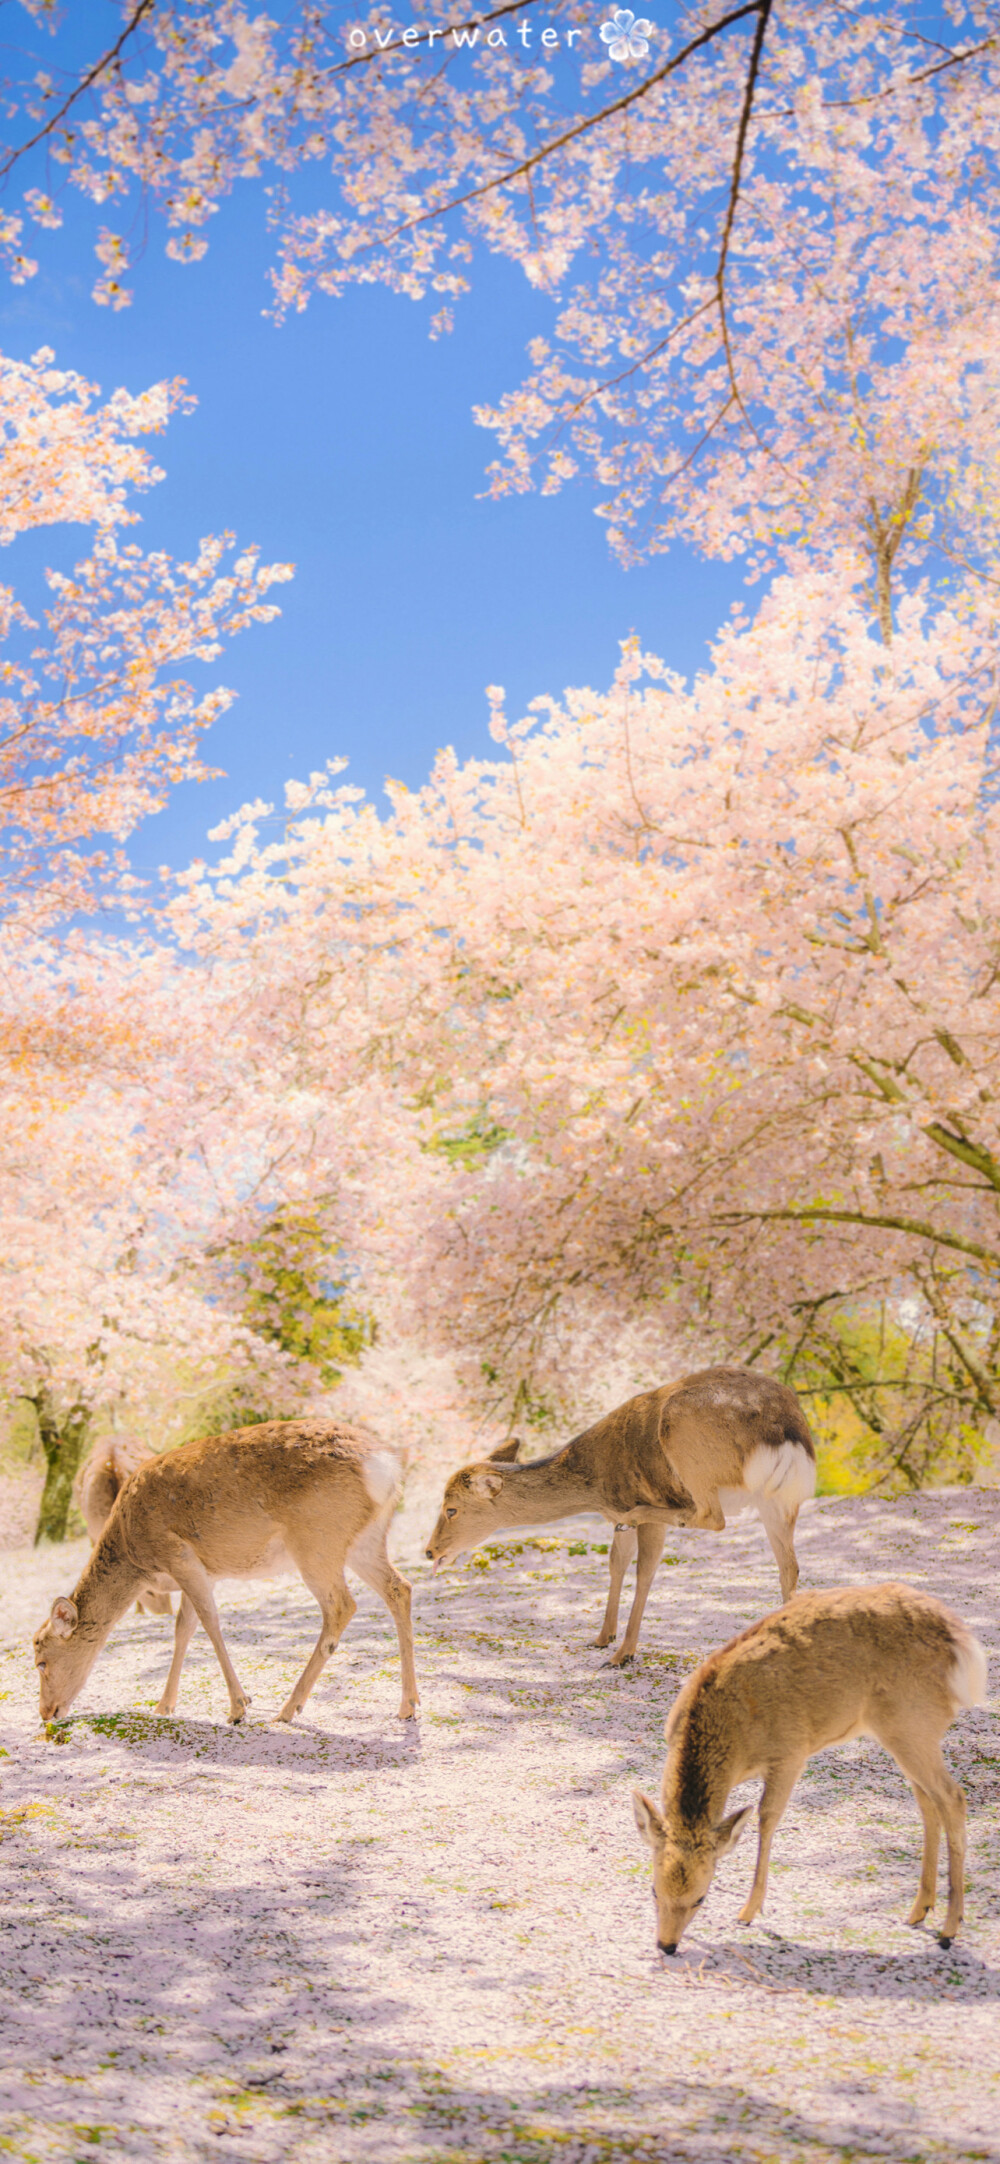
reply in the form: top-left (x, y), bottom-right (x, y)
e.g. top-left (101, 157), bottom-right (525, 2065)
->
top-left (76, 1435), bottom-right (176, 1618)
top-left (633, 1583), bottom-right (988, 1954)
top-left (34, 1417), bottom-right (420, 1726)
top-left (425, 1367), bottom-right (817, 1665)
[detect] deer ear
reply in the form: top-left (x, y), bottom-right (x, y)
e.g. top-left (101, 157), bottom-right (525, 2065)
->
top-left (632, 1788), bottom-right (667, 1847)
top-left (49, 1596), bottom-right (79, 1641)
top-left (488, 1437), bottom-right (522, 1464)
top-left (713, 1805), bottom-right (753, 1857)
top-left (469, 1471), bottom-right (504, 1501)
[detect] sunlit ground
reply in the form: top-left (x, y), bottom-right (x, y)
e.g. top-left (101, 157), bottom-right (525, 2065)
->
top-left (1, 1491), bottom-right (998, 2162)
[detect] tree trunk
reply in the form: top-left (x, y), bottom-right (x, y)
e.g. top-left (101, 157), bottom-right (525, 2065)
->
top-left (875, 540), bottom-right (894, 645)
top-left (33, 1395), bottom-right (91, 1545)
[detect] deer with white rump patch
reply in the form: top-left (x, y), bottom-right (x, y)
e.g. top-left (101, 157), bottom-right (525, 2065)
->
top-left (426, 1368), bottom-right (816, 1664)
top-left (633, 1584), bottom-right (987, 1953)
top-left (34, 1418), bottom-right (419, 1725)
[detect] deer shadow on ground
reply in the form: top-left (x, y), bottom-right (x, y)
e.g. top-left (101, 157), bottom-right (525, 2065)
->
top-left (676, 1928), bottom-right (1000, 2002)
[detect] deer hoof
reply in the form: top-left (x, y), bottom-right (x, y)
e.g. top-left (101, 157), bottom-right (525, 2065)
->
top-left (938, 1933), bottom-right (954, 1949)
top-left (397, 1698), bottom-right (420, 1720)
top-left (603, 1651), bottom-right (634, 1669)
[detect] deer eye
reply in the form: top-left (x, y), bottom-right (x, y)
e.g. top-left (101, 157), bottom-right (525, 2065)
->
top-left (446, 1508), bottom-right (458, 1520)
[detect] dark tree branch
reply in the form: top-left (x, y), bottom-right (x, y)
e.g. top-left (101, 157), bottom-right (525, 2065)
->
top-left (364, 4), bottom-right (765, 256)
top-left (722, 1203), bottom-right (998, 1266)
top-left (0, 0), bottom-right (160, 185)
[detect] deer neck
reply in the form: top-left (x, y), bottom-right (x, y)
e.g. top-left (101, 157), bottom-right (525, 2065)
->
top-left (493, 1459), bottom-right (595, 1528)
top-left (664, 1692), bottom-right (742, 1835)
top-left (74, 1517), bottom-right (145, 1642)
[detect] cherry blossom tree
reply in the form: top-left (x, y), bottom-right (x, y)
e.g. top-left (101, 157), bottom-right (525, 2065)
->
top-left (0, 932), bottom-right (357, 1540)
top-left (0, 334), bottom-right (301, 1539)
top-left (168, 568), bottom-right (1000, 1480)
top-left (0, 346), bottom-right (291, 938)
top-left (4, 4), bottom-right (1000, 1491)
top-left (3, 4), bottom-right (1000, 622)
top-left (0, 337), bottom-right (303, 1528)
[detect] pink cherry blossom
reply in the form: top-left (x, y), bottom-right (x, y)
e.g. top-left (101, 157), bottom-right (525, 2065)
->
top-left (162, 568), bottom-right (1000, 1469)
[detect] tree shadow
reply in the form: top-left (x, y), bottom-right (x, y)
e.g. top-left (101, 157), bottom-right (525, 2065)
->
top-left (215, 2060), bottom-right (1000, 2164)
top-left (2, 1823), bottom-right (997, 2162)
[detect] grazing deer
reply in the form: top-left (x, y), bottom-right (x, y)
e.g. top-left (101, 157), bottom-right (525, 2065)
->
top-left (426, 1367), bottom-right (816, 1664)
top-left (633, 1584), bottom-right (987, 1953)
top-left (34, 1418), bottom-right (419, 1725)
top-left (76, 1436), bottom-right (175, 1618)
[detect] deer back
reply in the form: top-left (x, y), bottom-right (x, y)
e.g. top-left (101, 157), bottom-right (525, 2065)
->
top-left (565, 1389), bottom-right (694, 1514)
top-left (569, 1367), bottom-right (815, 1516)
top-left (657, 1367), bottom-right (814, 1499)
top-left (662, 1584), bottom-right (984, 1830)
top-left (114, 1417), bottom-right (395, 1581)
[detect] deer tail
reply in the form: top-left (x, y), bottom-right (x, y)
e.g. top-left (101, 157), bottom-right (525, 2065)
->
top-left (949, 1623), bottom-right (988, 1710)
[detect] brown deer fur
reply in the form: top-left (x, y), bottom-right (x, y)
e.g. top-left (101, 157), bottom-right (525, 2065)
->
top-left (76, 1436), bottom-right (176, 1617)
top-left (426, 1368), bottom-right (816, 1664)
top-left (633, 1584), bottom-right (987, 1953)
top-left (35, 1418), bottom-right (419, 1725)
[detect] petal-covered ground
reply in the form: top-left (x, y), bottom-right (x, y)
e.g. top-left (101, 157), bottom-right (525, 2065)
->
top-left (1, 1489), bottom-right (998, 2163)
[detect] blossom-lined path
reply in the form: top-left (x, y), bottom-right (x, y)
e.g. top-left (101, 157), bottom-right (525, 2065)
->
top-left (1, 1490), bottom-right (998, 2163)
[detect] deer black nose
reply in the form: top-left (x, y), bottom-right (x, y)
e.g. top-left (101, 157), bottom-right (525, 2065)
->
top-left (425, 1546), bottom-right (434, 1559)
top-left (658, 1941), bottom-right (678, 1956)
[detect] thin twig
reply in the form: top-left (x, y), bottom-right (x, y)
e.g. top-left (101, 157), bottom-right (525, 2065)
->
top-left (0, 0), bottom-right (160, 184)
top-left (361, 4), bottom-right (764, 258)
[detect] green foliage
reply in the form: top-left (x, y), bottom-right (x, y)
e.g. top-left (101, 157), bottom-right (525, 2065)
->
top-left (192, 1396), bottom-right (278, 1439)
top-left (237, 1210), bottom-right (372, 1387)
top-left (32, 1393), bottom-right (90, 1544)
top-left (507, 1375), bottom-right (560, 1436)
top-left (3, 1399), bottom-right (42, 1467)
top-left (779, 1303), bottom-right (997, 1494)
top-left (425, 1112), bottom-right (509, 1168)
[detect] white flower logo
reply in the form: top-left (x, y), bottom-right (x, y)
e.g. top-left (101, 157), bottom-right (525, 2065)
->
top-left (600, 8), bottom-right (654, 62)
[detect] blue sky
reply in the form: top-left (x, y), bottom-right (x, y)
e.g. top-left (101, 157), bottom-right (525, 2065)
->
top-left (1, 16), bottom-right (743, 877)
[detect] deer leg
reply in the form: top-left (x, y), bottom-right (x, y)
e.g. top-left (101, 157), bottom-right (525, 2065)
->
top-left (687, 1498), bottom-right (726, 1530)
top-left (592, 1524), bottom-right (638, 1649)
top-left (757, 1498), bottom-right (801, 1603)
top-left (275, 1571), bottom-right (357, 1723)
top-left (347, 1520), bottom-right (420, 1720)
top-left (606, 1522), bottom-right (667, 1667)
top-left (163, 1547), bottom-right (251, 1724)
top-left (929, 1774), bottom-right (966, 1946)
top-left (877, 1726), bottom-right (968, 1944)
top-left (904, 1782), bottom-right (942, 1926)
top-left (154, 1594), bottom-right (198, 1715)
top-left (676, 1471), bottom-right (725, 1532)
top-left (139, 1589), bottom-right (176, 1619)
top-left (738, 1758), bottom-right (804, 1924)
